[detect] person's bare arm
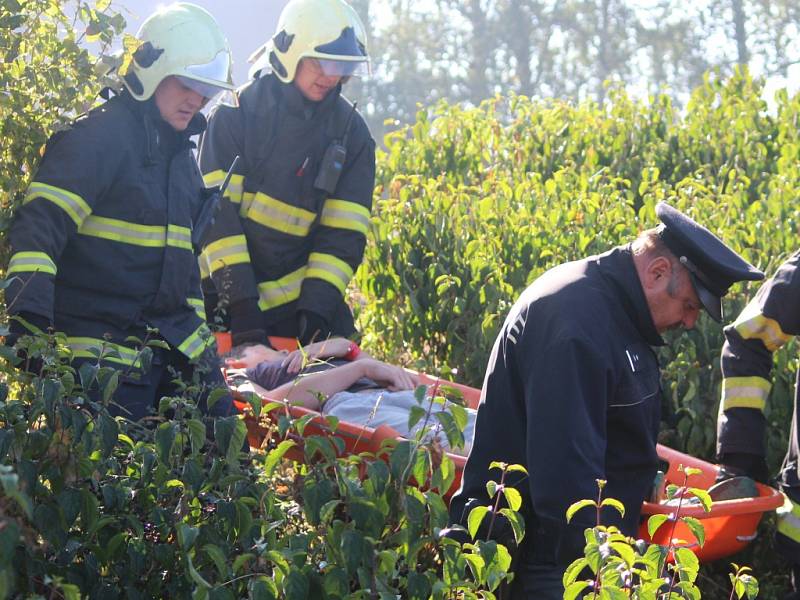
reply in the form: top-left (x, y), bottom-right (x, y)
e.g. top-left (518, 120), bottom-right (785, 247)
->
top-left (265, 358), bottom-right (418, 409)
top-left (282, 337), bottom-right (373, 373)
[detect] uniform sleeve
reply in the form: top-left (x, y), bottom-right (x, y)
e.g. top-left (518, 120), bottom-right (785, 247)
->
top-left (297, 119), bottom-right (376, 323)
top-left (7, 122), bottom-right (119, 323)
top-left (198, 102), bottom-right (259, 308)
top-left (717, 251), bottom-right (800, 457)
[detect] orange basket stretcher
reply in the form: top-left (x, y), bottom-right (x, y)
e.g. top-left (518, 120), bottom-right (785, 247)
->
top-left (216, 333), bottom-right (782, 562)
top-left (638, 444), bottom-right (784, 562)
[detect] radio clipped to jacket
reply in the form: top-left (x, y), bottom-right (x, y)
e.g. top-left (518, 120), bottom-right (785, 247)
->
top-left (313, 103), bottom-right (357, 195)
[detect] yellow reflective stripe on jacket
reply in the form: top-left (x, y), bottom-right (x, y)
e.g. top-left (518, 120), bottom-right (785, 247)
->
top-left (79, 215), bottom-right (163, 247)
top-left (188, 297), bottom-right (206, 321)
top-left (242, 191), bottom-right (316, 237)
top-left (79, 216), bottom-right (192, 249)
top-left (67, 337), bottom-right (141, 367)
top-left (734, 302), bottom-right (792, 352)
top-left (257, 266), bottom-right (306, 311)
top-left (777, 496), bottom-right (800, 543)
top-left (306, 252), bottom-right (353, 295)
top-left (202, 234), bottom-right (251, 275)
top-left (203, 170), bottom-right (244, 204)
top-left (25, 182), bottom-right (92, 227)
top-left (167, 224), bottom-right (192, 250)
top-left (7, 251), bottom-right (57, 276)
top-left (320, 199), bottom-right (370, 234)
top-left (177, 322), bottom-right (214, 359)
top-left (720, 376), bottom-right (771, 411)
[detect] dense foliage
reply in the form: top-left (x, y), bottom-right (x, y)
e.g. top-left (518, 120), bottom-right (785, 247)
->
top-left (358, 69), bottom-right (799, 470)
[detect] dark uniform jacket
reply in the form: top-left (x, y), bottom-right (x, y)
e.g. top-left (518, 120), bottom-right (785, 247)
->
top-left (716, 250), bottom-right (800, 550)
top-left (6, 91), bottom-right (213, 366)
top-left (449, 246), bottom-right (664, 564)
top-left (198, 72), bottom-right (375, 337)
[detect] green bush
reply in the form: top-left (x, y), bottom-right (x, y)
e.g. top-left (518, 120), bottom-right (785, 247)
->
top-left (358, 68), bottom-right (800, 470)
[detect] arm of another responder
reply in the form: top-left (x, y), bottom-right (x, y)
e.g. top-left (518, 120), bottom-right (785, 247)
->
top-left (717, 250), bottom-right (800, 482)
top-left (6, 122), bottom-right (118, 338)
top-left (198, 100), bottom-right (263, 347)
top-left (518, 328), bottom-right (613, 564)
top-left (296, 112), bottom-right (376, 343)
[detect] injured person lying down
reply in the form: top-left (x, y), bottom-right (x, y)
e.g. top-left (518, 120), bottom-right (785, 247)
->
top-left (226, 338), bottom-right (477, 455)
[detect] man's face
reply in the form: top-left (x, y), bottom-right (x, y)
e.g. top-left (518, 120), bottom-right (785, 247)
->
top-left (293, 58), bottom-right (342, 102)
top-left (153, 75), bottom-right (206, 131)
top-left (643, 258), bottom-right (702, 333)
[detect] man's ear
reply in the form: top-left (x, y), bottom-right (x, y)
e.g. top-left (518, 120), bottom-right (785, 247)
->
top-left (642, 256), bottom-right (672, 290)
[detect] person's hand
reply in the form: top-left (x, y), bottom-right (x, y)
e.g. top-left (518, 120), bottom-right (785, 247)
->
top-left (716, 452), bottom-right (769, 484)
top-left (360, 359), bottom-right (418, 391)
top-left (297, 310), bottom-right (330, 345)
top-left (282, 338), bottom-right (350, 373)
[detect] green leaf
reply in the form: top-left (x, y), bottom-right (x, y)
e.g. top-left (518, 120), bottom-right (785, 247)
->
top-left (674, 547), bottom-right (700, 582)
top-left (187, 419), bottom-right (207, 455)
top-left (502, 486), bottom-right (522, 511)
top-left (647, 513), bottom-right (670, 538)
top-left (687, 487), bottom-right (713, 512)
top-left (563, 580), bottom-right (591, 600)
top-left (498, 508), bottom-right (525, 545)
top-left (206, 387), bottom-right (229, 412)
top-left (264, 440), bottom-right (296, 478)
top-left (562, 557), bottom-right (589, 586)
top-left (600, 497), bottom-right (625, 518)
top-left (203, 544), bottom-right (229, 578)
top-left (185, 552), bottom-right (212, 589)
top-left (681, 516), bottom-right (706, 547)
top-left (177, 523), bottom-right (199, 552)
top-left (407, 404), bottom-right (426, 430)
top-left (467, 505), bottom-right (489, 540)
top-left (155, 422), bottom-right (176, 463)
top-left (566, 499), bottom-right (596, 523)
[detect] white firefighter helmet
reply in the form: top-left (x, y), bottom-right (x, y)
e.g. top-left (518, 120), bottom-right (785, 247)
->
top-left (123, 3), bottom-right (235, 102)
top-left (248, 0), bottom-right (369, 82)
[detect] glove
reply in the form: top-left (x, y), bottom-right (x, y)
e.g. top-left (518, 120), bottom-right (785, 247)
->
top-left (716, 452), bottom-right (769, 484)
top-left (297, 310), bottom-right (330, 346)
top-left (229, 299), bottom-right (267, 348)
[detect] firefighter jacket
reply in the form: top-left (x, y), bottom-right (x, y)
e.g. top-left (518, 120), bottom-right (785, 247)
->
top-left (716, 250), bottom-right (800, 551)
top-left (197, 72), bottom-right (376, 337)
top-left (449, 246), bottom-right (664, 565)
top-left (6, 91), bottom-right (214, 367)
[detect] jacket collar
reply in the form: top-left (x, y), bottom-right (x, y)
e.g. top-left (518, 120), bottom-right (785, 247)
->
top-left (596, 245), bottom-right (665, 347)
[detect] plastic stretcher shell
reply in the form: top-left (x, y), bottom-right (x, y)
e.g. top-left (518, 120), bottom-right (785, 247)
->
top-left (215, 333), bottom-right (782, 563)
top-left (638, 444), bottom-right (784, 562)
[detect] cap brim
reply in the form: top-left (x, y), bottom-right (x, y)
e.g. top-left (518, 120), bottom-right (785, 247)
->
top-left (688, 272), bottom-right (722, 322)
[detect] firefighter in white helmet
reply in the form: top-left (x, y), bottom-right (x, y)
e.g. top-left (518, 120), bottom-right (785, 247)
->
top-left (198, 0), bottom-right (375, 349)
top-left (6, 3), bottom-right (236, 422)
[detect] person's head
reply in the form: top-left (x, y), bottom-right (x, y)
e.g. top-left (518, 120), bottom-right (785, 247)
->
top-left (633, 231), bottom-right (702, 332)
top-left (633, 202), bottom-right (765, 333)
top-left (223, 343), bottom-right (285, 368)
top-left (122, 3), bottom-right (235, 130)
top-left (248, 0), bottom-right (369, 101)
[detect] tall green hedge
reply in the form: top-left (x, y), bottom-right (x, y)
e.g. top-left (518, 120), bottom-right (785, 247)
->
top-left (357, 68), bottom-right (800, 468)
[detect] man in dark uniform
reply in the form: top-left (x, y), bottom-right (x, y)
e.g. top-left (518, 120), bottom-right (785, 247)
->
top-left (715, 250), bottom-right (800, 599)
top-left (198, 0), bottom-right (375, 348)
top-left (448, 202), bottom-right (764, 598)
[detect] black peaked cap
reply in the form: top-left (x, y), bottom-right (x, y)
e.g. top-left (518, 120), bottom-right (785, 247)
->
top-left (655, 202), bottom-right (764, 322)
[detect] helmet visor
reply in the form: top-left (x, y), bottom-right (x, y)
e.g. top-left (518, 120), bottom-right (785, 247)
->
top-left (183, 50), bottom-right (234, 88)
top-left (313, 58), bottom-right (370, 78)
